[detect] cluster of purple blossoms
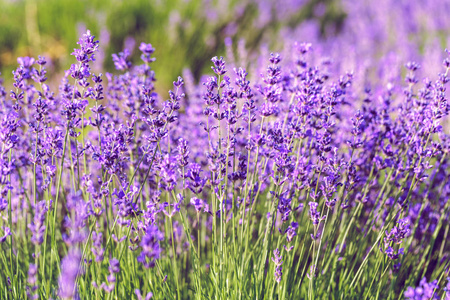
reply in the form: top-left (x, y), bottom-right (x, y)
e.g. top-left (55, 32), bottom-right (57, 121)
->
top-left (137, 225), bottom-right (164, 268)
top-left (0, 5), bottom-right (450, 296)
top-left (271, 248), bottom-right (283, 283)
top-left (28, 200), bottom-right (50, 245)
top-left (381, 219), bottom-right (411, 260)
top-left (405, 277), bottom-right (440, 300)
top-left (281, 221), bottom-right (298, 251)
top-left (58, 249), bottom-right (82, 299)
top-left (308, 202), bottom-right (325, 226)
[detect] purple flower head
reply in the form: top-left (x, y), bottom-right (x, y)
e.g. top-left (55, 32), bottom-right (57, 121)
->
top-left (211, 56), bottom-right (227, 75)
top-left (190, 197), bottom-right (204, 213)
top-left (176, 138), bottom-right (189, 168)
top-left (28, 56), bottom-right (48, 83)
top-left (109, 258), bottom-right (120, 274)
top-left (405, 61), bottom-right (420, 72)
top-left (113, 186), bottom-right (141, 218)
top-left (58, 249), bottom-right (81, 299)
top-left (137, 224), bottom-right (164, 268)
top-left (173, 76), bottom-right (184, 88)
top-left (384, 246), bottom-right (404, 260)
top-left (92, 281), bottom-right (114, 293)
top-left (284, 222), bottom-right (298, 243)
top-left (0, 197), bottom-right (7, 211)
top-left (139, 43), bottom-right (156, 64)
top-left (69, 62), bottom-right (91, 82)
top-left (27, 263), bottom-right (38, 299)
top-left (274, 265), bottom-right (283, 283)
top-left (27, 263), bottom-right (37, 286)
top-left (61, 198), bottom-right (90, 246)
top-left (271, 249), bottom-right (283, 283)
top-left (28, 200), bottom-right (50, 245)
top-left (277, 192), bottom-right (292, 222)
top-left (92, 258), bottom-right (120, 292)
top-left (71, 30), bottom-right (99, 63)
top-left (269, 53), bottom-right (281, 65)
top-left (17, 56), bottom-right (35, 68)
top-left (381, 219), bottom-right (410, 260)
top-left (112, 234), bottom-right (127, 244)
top-left (159, 154), bottom-right (178, 191)
top-left (186, 163), bottom-right (207, 194)
top-left (404, 277), bottom-right (439, 299)
top-left (17, 57), bottom-right (35, 79)
top-left (384, 219), bottom-right (410, 246)
top-left (325, 198), bottom-right (337, 209)
top-left (295, 42), bottom-right (312, 55)
top-left (283, 245), bottom-right (294, 252)
top-left (37, 55), bottom-right (46, 65)
top-left (308, 202), bottom-right (325, 225)
top-left (46, 165), bottom-right (57, 178)
top-left (112, 49), bottom-right (132, 71)
top-left (271, 248), bottom-right (283, 266)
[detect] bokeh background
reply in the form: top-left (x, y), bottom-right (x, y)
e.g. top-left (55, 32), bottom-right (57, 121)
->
top-left (0, 0), bottom-right (449, 92)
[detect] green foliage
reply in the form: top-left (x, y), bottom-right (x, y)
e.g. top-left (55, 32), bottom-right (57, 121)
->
top-left (0, 0), bottom-right (335, 91)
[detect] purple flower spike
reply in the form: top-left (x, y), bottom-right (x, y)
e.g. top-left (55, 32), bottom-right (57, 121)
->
top-left (284, 222), bottom-right (298, 243)
top-left (28, 200), bottom-right (50, 245)
top-left (139, 43), bottom-right (156, 63)
top-left (112, 49), bottom-right (132, 71)
top-left (71, 30), bottom-right (99, 63)
top-left (404, 277), bottom-right (439, 299)
top-left (17, 57), bottom-right (35, 68)
top-left (211, 56), bottom-right (227, 75)
top-left (58, 249), bottom-right (81, 299)
top-left (308, 202), bottom-right (325, 225)
top-left (271, 248), bottom-right (283, 283)
top-left (137, 225), bottom-right (164, 268)
top-left (190, 197), bottom-right (204, 213)
top-left (27, 263), bottom-right (38, 299)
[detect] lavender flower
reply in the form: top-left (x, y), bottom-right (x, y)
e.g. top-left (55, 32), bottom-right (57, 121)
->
top-left (285, 222), bottom-right (298, 243)
top-left (0, 16), bottom-right (450, 299)
top-left (308, 202), bottom-right (325, 225)
top-left (211, 56), bottom-right (227, 76)
top-left (71, 30), bottom-right (99, 64)
top-left (139, 43), bottom-right (156, 64)
top-left (27, 264), bottom-right (38, 299)
top-left (190, 197), bottom-right (204, 213)
top-left (382, 219), bottom-right (410, 260)
top-left (112, 49), bottom-right (132, 71)
top-left (28, 200), bottom-right (50, 245)
top-left (176, 138), bottom-right (189, 168)
top-left (404, 277), bottom-right (439, 299)
top-left (271, 248), bottom-right (283, 283)
top-left (137, 225), bottom-right (164, 268)
top-left (58, 249), bottom-right (81, 299)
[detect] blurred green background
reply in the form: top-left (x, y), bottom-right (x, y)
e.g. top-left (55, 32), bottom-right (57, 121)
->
top-left (0, 0), bottom-right (343, 91)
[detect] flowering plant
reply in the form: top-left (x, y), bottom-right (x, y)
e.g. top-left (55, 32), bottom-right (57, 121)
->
top-left (1, 8), bottom-right (450, 297)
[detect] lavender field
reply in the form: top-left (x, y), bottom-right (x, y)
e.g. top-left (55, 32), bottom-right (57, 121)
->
top-left (1, 0), bottom-right (450, 299)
